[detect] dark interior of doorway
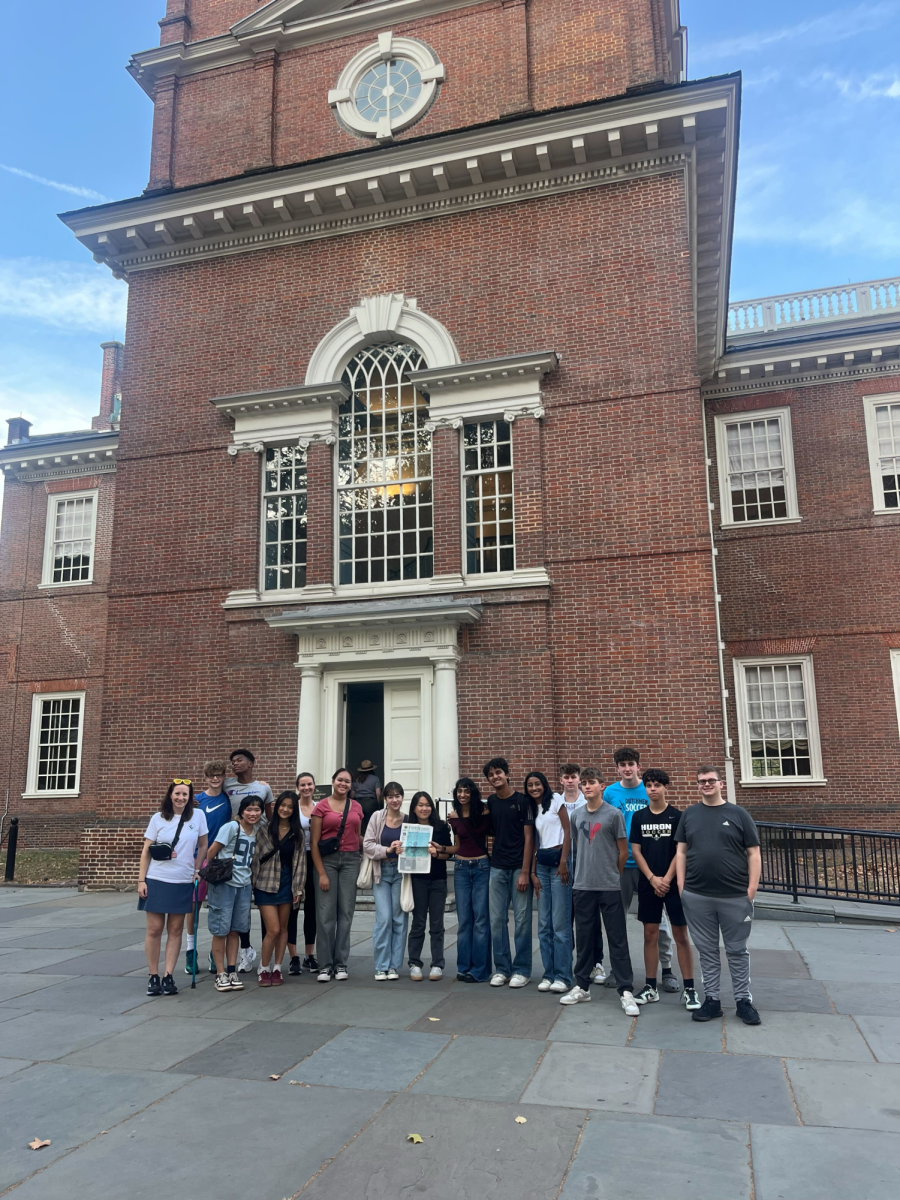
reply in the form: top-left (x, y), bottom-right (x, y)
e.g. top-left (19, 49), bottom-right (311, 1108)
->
top-left (345, 682), bottom-right (384, 779)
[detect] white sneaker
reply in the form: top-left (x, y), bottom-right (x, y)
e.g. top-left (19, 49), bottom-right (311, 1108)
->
top-left (317, 970), bottom-right (333, 982)
top-left (237, 947), bottom-right (257, 973)
top-left (334, 967), bottom-right (349, 981)
top-left (621, 991), bottom-right (640, 1016)
top-left (538, 978), bottom-right (553, 992)
top-left (214, 972), bottom-right (232, 992)
top-left (508, 973), bottom-right (530, 988)
top-left (549, 980), bottom-right (569, 993)
top-left (429, 967), bottom-right (443, 981)
top-left (560, 986), bottom-right (591, 1005)
top-left (386, 968), bottom-right (399, 980)
top-left (374, 970), bottom-right (388, 981)
top-left (227, 972), bottom-right (243, 990)
top-left (490, 973), bottom-right (509, 987)
top-left (590, 962), bottom-right (606, 983)
top-left (410, 965), bottom-right (424, 981)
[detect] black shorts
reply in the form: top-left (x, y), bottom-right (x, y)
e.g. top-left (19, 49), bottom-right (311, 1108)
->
top-left (637, 880), bottom-right (686, 927)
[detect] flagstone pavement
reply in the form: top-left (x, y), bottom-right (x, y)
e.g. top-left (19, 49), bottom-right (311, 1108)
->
top-left (0, 886), bottom-right (899, 1199)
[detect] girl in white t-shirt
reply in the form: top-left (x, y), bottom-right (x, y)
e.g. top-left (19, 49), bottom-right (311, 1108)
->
top-left (526, 771), bottom-right (573, 993)
top-left (137, 781), bottom-right (208, 997)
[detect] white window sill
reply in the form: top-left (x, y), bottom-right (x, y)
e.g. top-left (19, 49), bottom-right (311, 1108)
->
top-left (872, 507), bottom-right (900, 516)
top-left (719, 517), bottom-right (802, 530)
top-left (21, 791), bottom-right (82, 800)
top-left (37, 580), bottom-right (94, 590)
top-left (738, 778), bottom-right (827, 788)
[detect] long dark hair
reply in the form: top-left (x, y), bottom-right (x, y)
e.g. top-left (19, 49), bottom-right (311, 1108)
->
top-left (524, 770), bottom-right (554, 815)
top-left (160, 781), bottom-right (195, 820)
top-left (270, 791), bottom-right (301, 847)
top-left (407, 790), bottom-right (438, 829)
top-left (452, 777), bottom-right (484, 822)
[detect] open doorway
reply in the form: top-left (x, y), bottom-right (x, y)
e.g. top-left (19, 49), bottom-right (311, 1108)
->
top-left (344, 682), bottom-right (384, 779)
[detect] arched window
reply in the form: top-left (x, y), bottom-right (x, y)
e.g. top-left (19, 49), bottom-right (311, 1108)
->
top-left (338, 344), bottom-right (432, 584)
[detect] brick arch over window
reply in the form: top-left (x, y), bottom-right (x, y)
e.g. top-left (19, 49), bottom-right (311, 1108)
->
top-left (305, 293), bottom-right (459, 385)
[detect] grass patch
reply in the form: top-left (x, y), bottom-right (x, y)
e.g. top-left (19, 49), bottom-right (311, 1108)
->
top-left (0, 848), bottom-right (79, 885)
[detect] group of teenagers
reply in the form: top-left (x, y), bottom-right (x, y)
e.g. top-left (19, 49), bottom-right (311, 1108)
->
top-left (137, 745), bottom-right (764, 1026)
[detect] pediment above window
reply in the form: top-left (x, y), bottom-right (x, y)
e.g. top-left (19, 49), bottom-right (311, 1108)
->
top-left (231, 0), bottom-right (358, 36)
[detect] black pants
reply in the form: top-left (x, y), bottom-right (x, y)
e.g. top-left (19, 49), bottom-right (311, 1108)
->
top-left (573, 889), bottom-right (633, 994)
top-left (408, 876), bottom-right (447, 968)
top-left (285, 852), bottom-right (317, 948)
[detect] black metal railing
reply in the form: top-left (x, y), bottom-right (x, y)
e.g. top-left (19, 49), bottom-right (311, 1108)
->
top-left (757, 822), bottom-right (900, 905)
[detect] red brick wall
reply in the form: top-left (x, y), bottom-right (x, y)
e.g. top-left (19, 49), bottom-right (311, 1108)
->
top-left (709, 377), bottom-right (900, 826)
top-left (184, 0), bottom-right (264, 43)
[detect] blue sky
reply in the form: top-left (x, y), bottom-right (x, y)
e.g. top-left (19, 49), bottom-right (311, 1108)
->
top-left (1, 0), bottom-right (899, 436)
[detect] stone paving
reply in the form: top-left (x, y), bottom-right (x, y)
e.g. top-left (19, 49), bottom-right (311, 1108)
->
top-left (0, 887), bottom-right (899, 1198)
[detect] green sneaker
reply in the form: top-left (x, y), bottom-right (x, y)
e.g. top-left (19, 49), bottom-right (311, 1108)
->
top-left (183, 949), bottom-right (197, 975)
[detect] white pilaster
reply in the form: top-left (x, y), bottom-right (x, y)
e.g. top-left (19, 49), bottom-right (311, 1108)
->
top-left (297, 664), bottom-right (324, 780)
top-left (432, 655), bottom-right (460, 801)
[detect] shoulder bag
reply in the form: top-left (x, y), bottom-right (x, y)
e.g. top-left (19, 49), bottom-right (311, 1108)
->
top-left (317, 799), bottom-right (351, 857)
top-left (148, 812), bottom-right (187, 861)
top-left (199, 821), bottom-right (237, 884)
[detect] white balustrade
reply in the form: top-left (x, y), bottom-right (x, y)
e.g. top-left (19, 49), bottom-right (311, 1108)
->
top-left (727, 277), bottom-right (900, 338)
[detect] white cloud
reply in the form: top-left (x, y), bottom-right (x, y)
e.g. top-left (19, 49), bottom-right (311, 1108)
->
top-left (691, 2), bottom-right (897, 62)
top-left (736, 186), bottom-right (900, 255)
top-left (810, 68), bottom-right (900, 99)
top-left (0, 163), bottom-right (108, 202)
top-left (0, 258), bottom-right (127, 333)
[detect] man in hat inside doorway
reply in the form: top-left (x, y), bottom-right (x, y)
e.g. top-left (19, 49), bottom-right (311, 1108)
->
top-left (354, 760), bottom-right (383, 836)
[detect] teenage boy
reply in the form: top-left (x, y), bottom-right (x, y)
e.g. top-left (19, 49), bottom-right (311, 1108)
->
top-left (206, 796), bottom-right (263, 992)
top-left (186, 760), bottom-right (233, 975)
top-left (676, 765), bottom-right (762, 1026)
top-left (604, 747), bottom-right (675, 991)
top-left (224, 749), bottom-right (274, 973)
top-left (554, 764), bottom-right (605, 983)
top-left (484, 757), bottom-right (534, 988)
top-left (562, 768), bottom-right (639, 1015)
top-left (630, 769), bottom-right (700, 1010)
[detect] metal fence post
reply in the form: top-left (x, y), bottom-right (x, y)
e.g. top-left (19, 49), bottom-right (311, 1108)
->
top-left (3, 818), bottom-right (19, 882)
top-left (787, 824), bottom-right (798, 904)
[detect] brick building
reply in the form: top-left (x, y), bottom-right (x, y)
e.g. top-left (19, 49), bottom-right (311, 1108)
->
top-left (0, 0), bottom-right (898, 886)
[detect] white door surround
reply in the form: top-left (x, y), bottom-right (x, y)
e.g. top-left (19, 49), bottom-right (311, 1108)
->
top-left (267, 597), bottom-right (481, 797)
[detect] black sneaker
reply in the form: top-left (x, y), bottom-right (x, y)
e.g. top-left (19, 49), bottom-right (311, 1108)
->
top-left (736, 998), bottom-right (761, 1025)
top-left (634, 983), bottom-right (659, 1004)
top-left (161, 973), bottom-right (179, 996)
top-left (456, 972), bottom-right (476, 982)
top-left (147, 974), bottom-right (162, 996)
top-left (691, 996), bottom-right (723, 1022)
top-left (303, 955), bottom-right (319, 972)
top-left (289, 956), bottom-right (302, 976)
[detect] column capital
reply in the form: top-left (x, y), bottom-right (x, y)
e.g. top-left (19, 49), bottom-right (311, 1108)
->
top-left (296, 662), bottom-right (324, 677)
top-left (432, 653), bottom-right (460, 670)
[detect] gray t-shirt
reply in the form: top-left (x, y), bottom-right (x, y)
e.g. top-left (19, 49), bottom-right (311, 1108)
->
top-left (677, 802), bottom-right (760, 897)
top-left (215, 820), bottom-right (257, 888)
top-left (224, 777), bottom-right (274, 818)
top-left (570, 801), bottom-right (626, 891)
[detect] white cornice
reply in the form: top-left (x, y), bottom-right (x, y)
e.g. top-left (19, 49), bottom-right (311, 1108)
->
top-left (0, 434), bottom-right (118, 481)
top-left (411, 351), bottom-right (557, 425)
top-left (211, 380), bottom-right (349, 446)
top-left (705, 333), bottom-right (900, 400)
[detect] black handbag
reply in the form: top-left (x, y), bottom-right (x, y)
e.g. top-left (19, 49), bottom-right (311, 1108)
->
top-left (536, 846), bottom-right (563, 869)
top-left (199, 821), bottom-right (237, 883)
top-left (148, 813), bottom-right (187, 861)
top-left (317, 800), bottom-right (351, 856)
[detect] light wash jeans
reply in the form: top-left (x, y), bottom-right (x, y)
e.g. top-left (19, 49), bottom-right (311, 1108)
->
top-left (372, 859), bottom-right (408, 972)
top-left (535, 859), bottom-right (573, 985)
top-left (452, 857), bottom-right (491, 980)
top-left (489, 866), bottom-right (533, 978)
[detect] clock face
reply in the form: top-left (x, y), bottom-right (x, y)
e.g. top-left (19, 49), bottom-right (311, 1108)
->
top-left (354, 59), bottom-right (423, 125)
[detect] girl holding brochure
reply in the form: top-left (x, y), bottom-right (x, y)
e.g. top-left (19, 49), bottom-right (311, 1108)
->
top-left (406, 791), bottom-right (453, 981)
top-left (363, 781), bottom-right (408, 980)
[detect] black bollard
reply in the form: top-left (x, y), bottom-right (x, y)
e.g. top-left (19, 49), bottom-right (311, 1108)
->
top-left (3, 817), bottom-right (19, 882)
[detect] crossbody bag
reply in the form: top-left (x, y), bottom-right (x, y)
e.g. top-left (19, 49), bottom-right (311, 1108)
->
top-left (148, 813), bottom-right (187, 861)
top-left (317, 800), bottom-right (351, 856)
top-left (199, 821), bottom-right (239, 884)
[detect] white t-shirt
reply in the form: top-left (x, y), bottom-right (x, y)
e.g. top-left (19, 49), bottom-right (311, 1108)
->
top-left (535, 793), bottom-right (568, 850)
top-left (554, 790), bottom-right (586, 817)
top-left (299, 808), bottom-right (312, 852)
top-left (144, 810), bottom-right (209, 884)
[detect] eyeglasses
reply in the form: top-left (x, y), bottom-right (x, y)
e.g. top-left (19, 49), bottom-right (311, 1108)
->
top-left (697, 779), bottom-right (719, 787)
top-left (172, 778), bottom-right (192, 785)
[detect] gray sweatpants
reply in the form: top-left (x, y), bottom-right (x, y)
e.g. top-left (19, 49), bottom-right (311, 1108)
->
top-left (681, 889), bottom-right (753, 1001)
top-left (316, 851), bottom-right (360, 974)
top-left (620, 867), bottom-right (673, 969)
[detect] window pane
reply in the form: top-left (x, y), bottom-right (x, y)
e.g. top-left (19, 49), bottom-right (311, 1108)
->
top-left (338, 344), bottom-right (432, 583)
top-left (874, 403), bottom-right (900, 507)
top-left (463, 419), bottom-right (515, 574)
top-left (744, 663), bottom-right (812, 778)
top-left (51, 496), bottom-right (94, 583)
top-left (725, 417), bottom-right (789, 522)
top-left (262, 445), bottom-right (307, 591)
top-left (35, 697), bottom-right (81, 791)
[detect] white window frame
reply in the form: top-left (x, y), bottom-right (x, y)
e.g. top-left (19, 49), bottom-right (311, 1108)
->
top-left (714, 407), bottom-right (800, 527)
top-left (862, 394), bottom-right (900, 514)
top-left (892, 650), bottom-right (900, 743)
top-left (733, 655), bottom-right (825, 786)
top-left (260, 443), bottom-right (308, 595)
top-left (24, 691), bottom-right (86, 798)
top-left (461, 417), bottom-right (516, 576)
top-left (40, 489), bottom-right (99, 588)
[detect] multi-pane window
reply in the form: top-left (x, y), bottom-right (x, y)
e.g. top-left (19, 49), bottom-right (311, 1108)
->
top-left (715, 409), bottom-right (798, 525)
top-left (338, 344), bottom-right (433, 585)
top-left (26, 693), bottom-right (84, 794)
top-left (734, 657), bottom-right (823, 783)
top-left (43, 494), bottom-right (96, 584)
top-left (464, 420), bottom-right (515, 574)
top-left (864, 397), bottom-right (900, 510)
top-left (263, 445), bottom-right (307, 591)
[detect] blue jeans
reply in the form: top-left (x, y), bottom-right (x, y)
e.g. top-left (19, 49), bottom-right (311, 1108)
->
top-left (536, 860), bottom-right (573, 985)
top-left (453, 857), bottom-right (491, 980)
top-left (372, 859), bottom-right (408, 972)
top-left (489, 866), bottom-right (533, 978)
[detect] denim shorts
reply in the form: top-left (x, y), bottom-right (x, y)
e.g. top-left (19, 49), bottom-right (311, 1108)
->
top-left (207, 881), bottom-right (252, 936)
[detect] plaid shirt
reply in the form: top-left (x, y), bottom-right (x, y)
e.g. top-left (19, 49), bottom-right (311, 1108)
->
top-left (251, 821), bottom-right (307, 901)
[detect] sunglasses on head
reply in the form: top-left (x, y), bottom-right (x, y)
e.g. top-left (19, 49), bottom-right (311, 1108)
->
top-left (172, 778), bottom-right (192, 785)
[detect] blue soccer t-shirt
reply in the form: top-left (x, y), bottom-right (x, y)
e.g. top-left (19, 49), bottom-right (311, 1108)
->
top-left (603, 780), bottom-right (649, 868)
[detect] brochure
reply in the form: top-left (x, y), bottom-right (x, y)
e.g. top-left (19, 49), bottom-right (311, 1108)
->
top-left (398, 823), bottom-right (432, 874)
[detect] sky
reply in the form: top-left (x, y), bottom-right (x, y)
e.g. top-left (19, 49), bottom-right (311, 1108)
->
top-left (1, 0), bottom-right (899, 437)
